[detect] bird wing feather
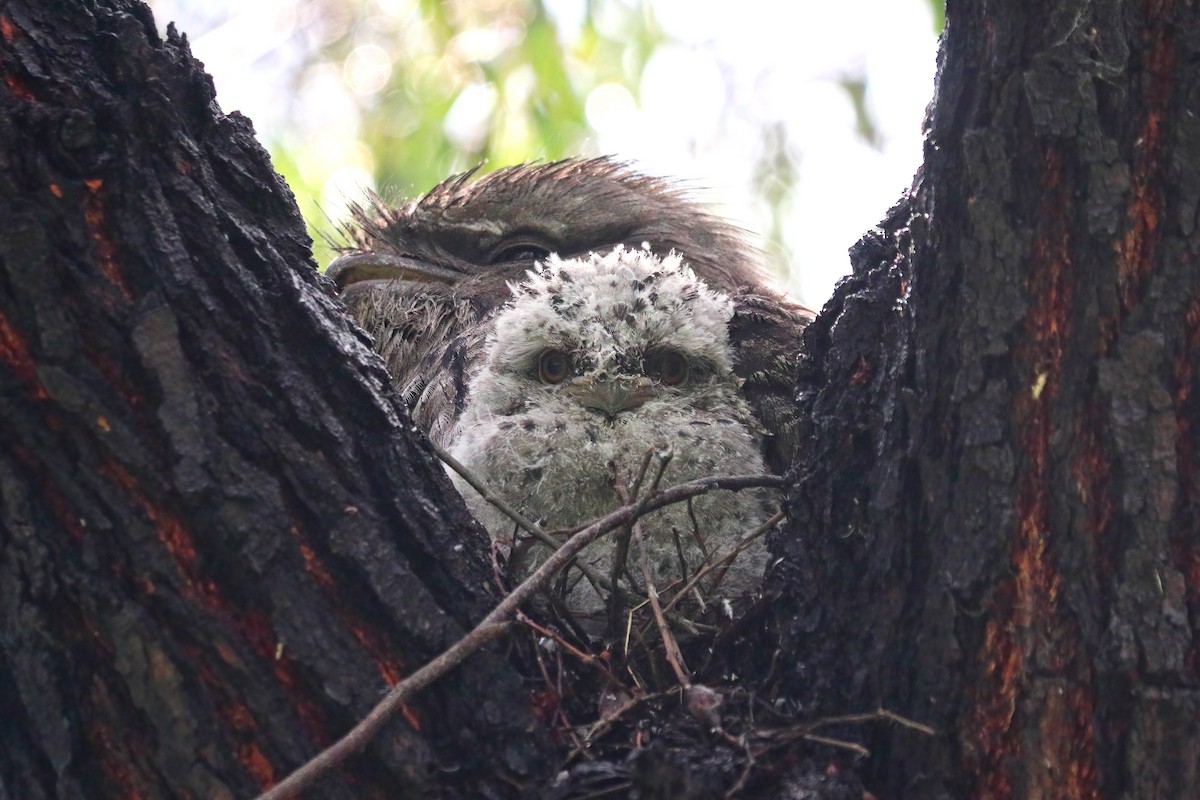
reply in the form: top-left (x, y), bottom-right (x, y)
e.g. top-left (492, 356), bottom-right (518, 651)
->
top-left (727, 292), bottom-right (813, 475)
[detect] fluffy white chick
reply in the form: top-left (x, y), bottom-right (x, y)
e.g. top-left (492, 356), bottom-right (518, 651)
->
top-left (447, 246), bottom-right (775, 631)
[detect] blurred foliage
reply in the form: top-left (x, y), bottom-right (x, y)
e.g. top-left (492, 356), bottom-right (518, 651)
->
top-left (150, 0), bottom-right (938, 295)
top-left (260, 0), bottom-right (663, 265)
top-left (927, 0), bottom-right (945, 32)
top-left (751, 122), bottom-right (798, 273)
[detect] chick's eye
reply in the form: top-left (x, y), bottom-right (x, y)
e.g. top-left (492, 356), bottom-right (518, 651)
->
top-left (537, 349), bottom-right (572, 384)
top-left (648, 350), bottom-right (689, 387)
top-left (491, 241), bottom-right (551, 264)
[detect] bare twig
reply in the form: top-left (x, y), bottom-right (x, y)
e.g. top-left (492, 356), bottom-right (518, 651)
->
top-left (743, 706), bottom-right (934, 764)
top-left (607, 448), bottom-right (672, 631)
top-left (526, 625), bottom-right (593, 761)
top-left (254, 470), bottom-right (782, 800)
top-left (876, 707), bottom-right (938, 735)
top-left (659, 511), bottom-right (785, 620)
top-left (646, 447), bottom-right (674, 493)
top-left (669, 526), bottom-right (691, 584)
top-left (607, 452), bottom-right (652, 629)
top-left (611, 464), bottom-right (690, 687)
top-left (685, 497), bottom-right (710, 561)
top-left (433, 439), bottom-right (617, 596)
top-left (805, 708), bottom-right (936, 737)
top-left (431, 439), bottom-right (542, 539)
top-left (724, 734), bottom-right (758, 799)
top-left (516, 611), bottom-right (620, 683)
top-left (565, 689), bottom-right (668, 765)
top-left (707, 509), bottom-right (782, 592)
top-left (799, 732), bottom-right (871, 757)
top-left (627, 446), bottom-right (657, 501)
top-left (606, 459), bottom-right (642, 624)
top-left (634, 516), bottom-right (690, 686)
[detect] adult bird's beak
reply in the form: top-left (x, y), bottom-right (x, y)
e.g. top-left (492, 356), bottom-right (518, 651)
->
top-left (568, 376), bottom-right (656, 418)
top-left (325, 252), bottom-right (466, 289)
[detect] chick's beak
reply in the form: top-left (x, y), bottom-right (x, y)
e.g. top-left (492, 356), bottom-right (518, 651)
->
top-left (567, 376), bottom-right (656, 418)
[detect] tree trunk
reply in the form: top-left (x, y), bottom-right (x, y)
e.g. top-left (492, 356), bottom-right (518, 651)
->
top-left (774, 0), bottom-right (1200, 797)
top-left (1, 0), bottom-right (1197, 799)
top-left (0, 2), bottom-right (546, 798)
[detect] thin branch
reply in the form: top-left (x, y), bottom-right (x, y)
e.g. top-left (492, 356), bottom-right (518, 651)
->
top-left (806, 708), bottom-right (937, 737)
top-left (254, 470), bottom-right (782, 800)
top-left (611, 460), bottom-right (689, 687)
top-left (659, 511), bottom-right (785, 620)
top-left (432, 438), bottom-right (617, 595)
top-left (516, 611), bottom-right (619, 682)
top-left (628, 446), bottom-right (657, 500)
top-left (799, 733), bottom-right (871, 757)
top-left (646, 447), bottom-right (674, 494)
top-left (608, 448), bottom-right (672, 631)
top-left (634, 515), bottom-right (690, 686)
top-left (876, 707), bottom-right (938, 736)
top-left (607, 450), bottom-right (656, 629)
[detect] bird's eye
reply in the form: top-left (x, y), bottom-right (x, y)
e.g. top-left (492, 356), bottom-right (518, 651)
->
top-left (647, 349), bottom-right (689, 387)
top-left (537, 349), bottom-right (572, 384)
top-left (491, 240), bottom-right (552, 264)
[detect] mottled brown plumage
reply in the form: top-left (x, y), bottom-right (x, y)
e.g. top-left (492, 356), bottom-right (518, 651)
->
top-left (330, 156), bottom-right (812, 473)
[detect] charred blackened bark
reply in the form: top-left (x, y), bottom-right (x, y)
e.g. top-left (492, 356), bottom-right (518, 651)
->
top-left (0, 2), bottom-right (546, 798)
top-left (775, 0), bottom-right (1200, 797)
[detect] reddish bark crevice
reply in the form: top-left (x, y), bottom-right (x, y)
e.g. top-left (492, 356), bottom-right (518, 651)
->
top-left (83, 180), bottom-right (135, 301)
top-left (1116, 1), bottom-right (1175, 314)
top-left (188, 651), bottom-right (279, 790)
top-left (0, 12), bottom-right (22, 44)
top-left (83, 714), bottom-right (152, 800)
top-left (0, 312), bottom-right (44, 395)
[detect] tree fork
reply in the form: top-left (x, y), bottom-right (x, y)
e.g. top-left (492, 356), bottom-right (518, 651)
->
top-left (2, 0), bottom-right (1199, 798)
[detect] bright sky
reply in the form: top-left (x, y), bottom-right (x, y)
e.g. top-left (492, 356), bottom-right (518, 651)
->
top-left (149, 0), bottom-right (938, 307)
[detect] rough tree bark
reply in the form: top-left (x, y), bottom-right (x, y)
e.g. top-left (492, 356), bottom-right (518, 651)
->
top-left (1, 1), bottom-right (1197, 800)
top-left (774, 0), bottom-right (1200, 797)
top-left (0, 2), bottom-right (545, 798)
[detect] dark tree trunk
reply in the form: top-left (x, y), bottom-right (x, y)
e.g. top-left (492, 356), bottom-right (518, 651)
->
top-left (1, 0), bottom-right (1197, 799)
top-left (774, 0), bottom-right (1200, 797)
top-left (0, 2), bottom-right (546, 798)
